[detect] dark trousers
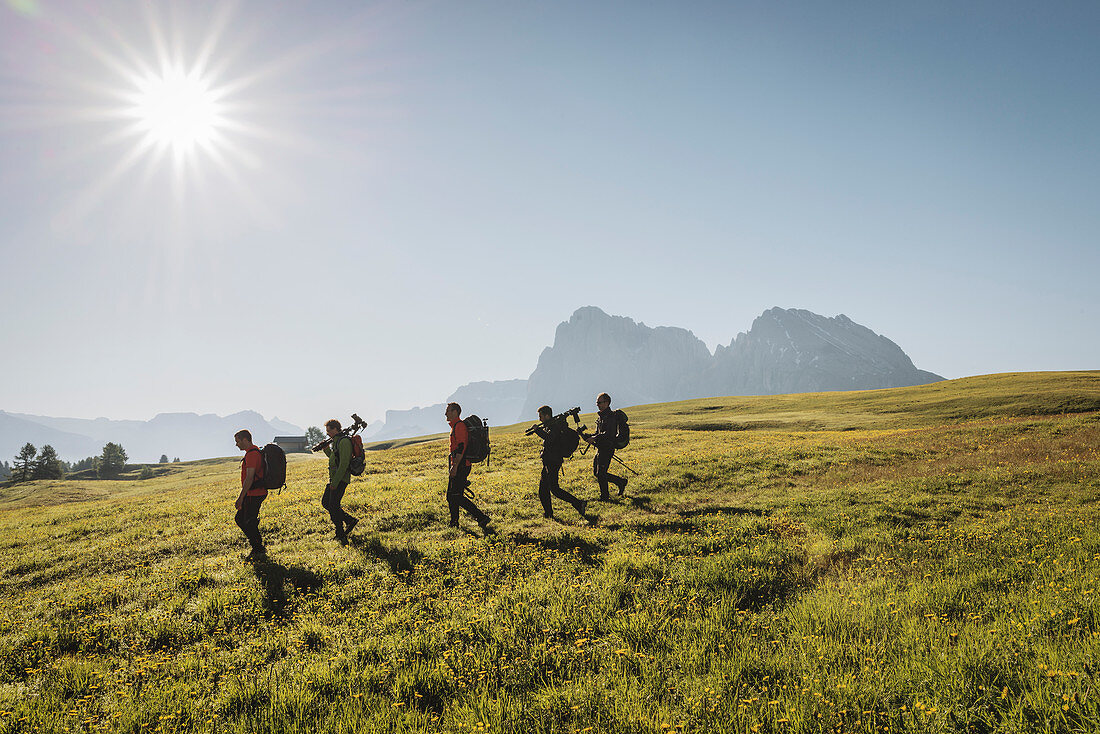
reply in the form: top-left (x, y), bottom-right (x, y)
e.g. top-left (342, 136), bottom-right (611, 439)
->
top-left (447, 464), bottom-right (489, 526)
top-left (234, 494), bottom-right (265, 552)
top-left (540, 461), bottom-right (584, 517)
top-left (593, 450), bottom-right (625, 499)
top-left (322, 481), bottom-right (357, 538)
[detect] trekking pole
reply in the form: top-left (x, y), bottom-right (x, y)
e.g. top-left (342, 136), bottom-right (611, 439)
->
top-left (610, 453), bottom-right (640, 476)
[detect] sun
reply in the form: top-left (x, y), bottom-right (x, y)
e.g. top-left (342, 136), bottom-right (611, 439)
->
top-left (126, 65), bottom-right (226, 155)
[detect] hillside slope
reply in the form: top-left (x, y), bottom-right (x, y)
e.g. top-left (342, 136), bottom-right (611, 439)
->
top-left (1, 371), bottom-right (1098, 733)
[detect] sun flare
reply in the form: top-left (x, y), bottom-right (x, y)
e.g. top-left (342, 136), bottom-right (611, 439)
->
top-left (126, 66), bottom-right (225, 153)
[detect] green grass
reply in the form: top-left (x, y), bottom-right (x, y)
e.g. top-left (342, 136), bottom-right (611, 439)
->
top-left (1, 371), bottom-right (1098, 733)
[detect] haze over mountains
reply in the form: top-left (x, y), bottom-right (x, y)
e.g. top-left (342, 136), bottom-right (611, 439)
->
top-left (0, 411), bottom-right (302, 464)
top-left (370, 306), bottom-right (943, 439)
top-left (1, 306), bottom-right (942, 460)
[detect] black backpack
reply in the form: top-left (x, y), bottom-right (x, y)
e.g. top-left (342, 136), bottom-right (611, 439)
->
top-left (613, 410), bottom-right (630, 450)
top-left (258, 444), bottom-right (287, 491)
top-left (462, 416), bottom-right (491, 464)
top-left (554, 420), bottom-right (581, 459)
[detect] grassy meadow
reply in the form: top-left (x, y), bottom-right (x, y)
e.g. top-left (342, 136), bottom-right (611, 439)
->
top-left (1, 371), bottom-right (1099, 733)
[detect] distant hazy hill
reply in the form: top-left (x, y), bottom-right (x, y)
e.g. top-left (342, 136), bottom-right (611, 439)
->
top-left (0, 410), bottom-right (302, 463)
top-left (365, 379), bottom-right (528, 442)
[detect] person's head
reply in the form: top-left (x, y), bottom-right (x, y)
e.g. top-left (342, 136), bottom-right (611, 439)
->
top-left (445, 402), bottom-right (461, 422)
top-left (325, 419), bottom-right (341, 438)
top-left (234, 429), bottom-right (253, 450)
top-left (596, 393), bottom-right (611, 410)
top-left (538, 405), bottom-right (553, 422)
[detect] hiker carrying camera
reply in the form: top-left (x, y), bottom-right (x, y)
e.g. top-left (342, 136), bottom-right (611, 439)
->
top-left (583, 392), bottom-right (628, 500)
top-left (531, 406), bottom-right (588, 520)
top-left (233, 429), bottom-right (267, 560)
top-left (445, 402), bottom-right (492, 532)
top-left (321, 418), bottom-right (359, 544)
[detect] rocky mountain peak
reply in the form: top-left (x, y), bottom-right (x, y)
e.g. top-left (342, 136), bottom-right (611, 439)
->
top-left (521, 306), bottom-right (714, 416)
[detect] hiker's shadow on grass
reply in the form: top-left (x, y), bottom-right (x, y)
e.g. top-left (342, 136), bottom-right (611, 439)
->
top-left (511, 531), bottom-right (606, 567)
top-left (602, 519), bottom-right (700, 534)
top-left (350, 535), bottom-right (424, 580)
top-left (678, 505), bottom-right (766, 518)
top-left (251, 559), bottom-right (323, 617)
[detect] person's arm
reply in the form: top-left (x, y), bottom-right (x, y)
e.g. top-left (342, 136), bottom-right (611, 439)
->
top-left (237, 465), bottom-right (255, 510)
top-left (449, 423), bottom-right (467, 476)
top-left (333, 436), bottom-right (352, 479)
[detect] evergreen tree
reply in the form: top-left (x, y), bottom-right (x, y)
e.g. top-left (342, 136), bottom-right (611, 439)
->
top-left (70, 456), bottom-right (96, 473)
top-left (159, 454), bottom-right (169, 464)
top-left (32, 445), bottom-right (64, 480)
top-left (173, 457), bottom-right (180, 463)
top-left (305, 426), bottom-right (325, 447)
top-left (0, 460), bottom-right (10, 481)
top-left (98, 442), bottom-right (129, 478)
top-left (13, 443), bottom-right (37, 483)
top-left (139, 466), bottom-right (154, 480)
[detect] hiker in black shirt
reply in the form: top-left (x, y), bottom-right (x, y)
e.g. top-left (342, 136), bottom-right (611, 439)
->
top-left (532, 405), bottom-right (587, 520)
top-left (584, 392), bottom-right (627, 501)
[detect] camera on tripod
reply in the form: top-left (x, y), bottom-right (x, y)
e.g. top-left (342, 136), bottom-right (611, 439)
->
top-left (524, 406), bottom-right (583, 435)
top-left (311, 413), bottom-right (368, 452)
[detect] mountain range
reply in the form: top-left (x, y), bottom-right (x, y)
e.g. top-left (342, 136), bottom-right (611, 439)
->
top-left (367, 306), bottom-right (943, 440)
top-left (3, 306), bottom-right (942, 460)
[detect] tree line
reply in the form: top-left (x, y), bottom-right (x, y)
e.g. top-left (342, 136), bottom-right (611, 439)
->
top-left (2, 442), bottom-right (180, 483)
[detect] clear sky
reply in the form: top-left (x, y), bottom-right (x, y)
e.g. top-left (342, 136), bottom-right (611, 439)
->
top-left (2, 0), bottom-right (1097, 429)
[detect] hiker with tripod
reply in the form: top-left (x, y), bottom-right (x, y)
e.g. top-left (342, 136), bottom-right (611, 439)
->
top-left (580, 393), bottom-right (629, 501)
top-left (315, 418), bottom-right (362, 544)
top-left (527, 406), bottom-right (588, 521)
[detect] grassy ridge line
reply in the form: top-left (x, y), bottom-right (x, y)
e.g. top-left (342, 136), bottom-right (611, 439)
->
top-left (0, 371), bottom-right (1098, 733)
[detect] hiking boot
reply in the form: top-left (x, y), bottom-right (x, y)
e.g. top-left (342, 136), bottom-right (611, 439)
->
top-left (617, 477), bottom-right (628, 496)
top-left (599, 494), bottom-right (611, 502)
top-left (344, 517), bottom-right (359, 536)
top-left (577, 500), bottom-right (588, 517)
top-left (543, 511), bottom-right (554, 519)
top-left (245, 548), bottom-right (267, 562)
top-left (448, 520), bottom-right (459, 528)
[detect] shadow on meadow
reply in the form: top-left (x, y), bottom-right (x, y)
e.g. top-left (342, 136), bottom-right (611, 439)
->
top-left (250, 560), bottom-right (323, 617)
top-left (511, 531), bottom-right (606, 566)
top-left (351, 534), bottom-right (425, 580)
top-left (602, 518), bottom-right (701, 534)
top-left (678, 505), bottom-right (767, 518)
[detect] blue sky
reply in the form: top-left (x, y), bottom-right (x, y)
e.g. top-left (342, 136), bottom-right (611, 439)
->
top-left (1, 0), bottom-right (1097, 428)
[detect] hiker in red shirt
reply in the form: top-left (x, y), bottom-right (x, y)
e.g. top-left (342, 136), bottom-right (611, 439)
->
top-left (445, 402), bottom-right (491, 532)
top-left (234, 429), bottom-right (267, 560)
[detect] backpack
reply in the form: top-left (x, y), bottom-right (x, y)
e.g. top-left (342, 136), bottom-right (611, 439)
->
top-left (348, 435), bottom-right (365, 476)
top-left (333, 435), bottom-right (366, 477)
top-left (613, 409), bottom-right (630, 450)
top-left (258, 443), bottom-right (287, 491)
top-left (462, 415), bottom-right (491, 464)
top-left (554, 419), bottom-right (581, 459)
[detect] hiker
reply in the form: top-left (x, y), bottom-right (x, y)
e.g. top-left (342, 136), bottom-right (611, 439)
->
top-left (532, 405), bottom-right (587, 520)
top-left (445, 402), bottom-right (492, 531)
top-left (233, 429), bottom-right (267, 560)
top-left (583, 392), bottom-right (628, 500)
top-left (321, 418), bottom-right (359, 543)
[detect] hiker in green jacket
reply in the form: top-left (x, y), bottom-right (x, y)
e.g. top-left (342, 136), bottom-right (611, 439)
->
top-left (321, 418), bottom-right (359, 543)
